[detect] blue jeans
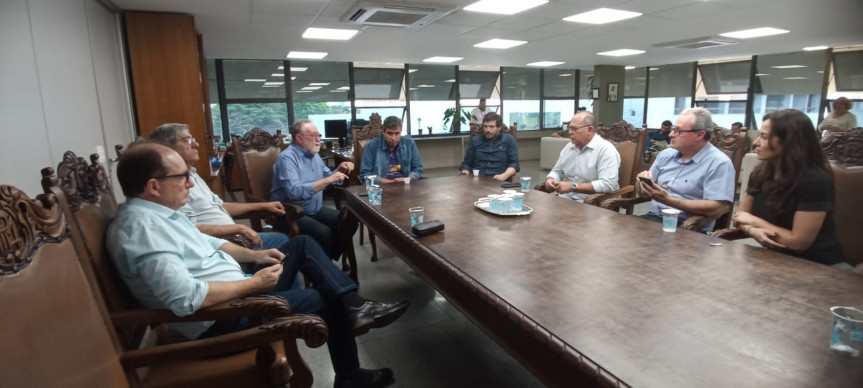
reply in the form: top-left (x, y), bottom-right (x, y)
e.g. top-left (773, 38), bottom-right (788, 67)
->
top-left (294, 206), bottom-right (344, 261)
top-left (201, 234), bottom-right (360, 375)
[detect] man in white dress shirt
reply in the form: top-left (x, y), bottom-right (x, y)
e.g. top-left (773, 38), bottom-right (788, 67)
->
top-left (544, 111), bottom-right (621, 202)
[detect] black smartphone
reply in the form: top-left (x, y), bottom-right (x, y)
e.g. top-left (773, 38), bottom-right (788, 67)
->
top-left (359, 192), bottom-right (369, 197)
top-left (638, 176), bottom-right (655, 188)
top-left (501, 182), bottom-right (521, 188)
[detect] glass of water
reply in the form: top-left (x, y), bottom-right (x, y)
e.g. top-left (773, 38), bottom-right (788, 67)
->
top-left (409, 207), bottom-right (424, 226)
top-left (368, 185), bottom-right (382, 205)
top-left (520, 177), bottom-right (531, 193)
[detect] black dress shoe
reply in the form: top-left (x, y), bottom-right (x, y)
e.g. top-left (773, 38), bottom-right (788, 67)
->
top-left (346, 300), bottom-right (409, 335)
top-left (334, 367), bottom-right (394, 388)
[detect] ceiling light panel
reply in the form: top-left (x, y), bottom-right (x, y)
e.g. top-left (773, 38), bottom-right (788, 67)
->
top-left (719, 27), bottom-right (789, 39)
top-left (423, 56), bottom-right (463, 63)
top-left (244, 79), bottom-right (267, 82)
top-left (771, 65), bottom-right (806, 69)
top-left (291, 67), bottom-right (308, 72)
top-left (302, 27), bottom-right (359, 40)
top-left (527, 61), bottom-right (564, 67)
top-left (287, 51), bottom-right (328, 59)
top-left (474, 39), bottom-right (528, 49)
top-left (803, 46), bottom-right (828, 51)
top-left (597, 49), bottom-right (645, 57)
top-left (563, 8), bottom-right (642, 24)
top-left (464, 0), bottom-right (548, 15)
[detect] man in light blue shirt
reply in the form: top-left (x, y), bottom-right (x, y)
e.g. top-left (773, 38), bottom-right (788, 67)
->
top-left (272, 119), bottom-right (355, 261)
top-left (359, 116), bottom-right (423, 185)
top-left (637, 107), bottom-right (736, 231)
top-left (109, 142), bottom-right (406, 387)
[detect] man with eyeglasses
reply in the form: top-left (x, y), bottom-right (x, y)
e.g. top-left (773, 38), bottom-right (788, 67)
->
top-left (359, 116), bottom-right (423, 185)
top-left (636, 107), bottom-right (735, 231)
top-left (544, 111), bottom-right (620, 202)
top-left (458, 112), bottom-right (519, 180)
top-left (272, 119), bottom-right (356, 261)
top-left (109, 142), bottom-right (407, 388)
top-left (150, 123), bottom-right (287, 249)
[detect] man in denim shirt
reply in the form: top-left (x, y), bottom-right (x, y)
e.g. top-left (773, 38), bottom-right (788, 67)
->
top-left (359, 116), bottom-right (423, 184)
top-left (459, 112), bottom-right (519, 181)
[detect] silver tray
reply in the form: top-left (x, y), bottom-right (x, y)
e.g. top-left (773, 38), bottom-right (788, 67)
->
top-left (474, 200), bottom-right (533, 216)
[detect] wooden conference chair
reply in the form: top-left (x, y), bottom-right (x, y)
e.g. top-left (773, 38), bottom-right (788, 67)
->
top-left (352, 116), bottom-right (383, 262)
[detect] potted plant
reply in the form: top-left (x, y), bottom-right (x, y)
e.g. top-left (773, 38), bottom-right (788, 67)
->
top-left (646, 140), bottom-right (669, 164)
top-left (443, 107), bottom-right (472, 133)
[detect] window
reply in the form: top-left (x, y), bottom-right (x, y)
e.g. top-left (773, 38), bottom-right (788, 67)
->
top-left (695, 60), bottom-right (751, 127)
top-left (753, 51), bottom-right (824, 125)
top-left (502, 67), bottom-right (540, 130)
top-left (291, 61), bottom-right (352, 136)
top-left (541, 69), bottom-right (576, 129)
top-left (623, 67), bottom-right (647, 126)
top-left (354, 65), bottom-right (407, 133)
top-left (578, 70), bottom-right (594, 113)
top-left (220, 59), bottom-right (290, 137)
top-left (833, 50), bottom-right (863, 91)
top-left (646, 63), bottom-right (693, 127)
top-left (408, 64), bottom-right (457, 135)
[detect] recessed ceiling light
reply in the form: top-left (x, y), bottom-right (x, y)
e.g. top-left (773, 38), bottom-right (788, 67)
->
top-left (597, 49), bottom-right (645, 57)
top-left (464, 0), bottom-right (548, 15)
top-left (527, 61), bottom-right (564, 67)
top-left (719, 27), bottom-right (789, 39)
top-left (277, 66), bottom-right (284, 70)
top-left (301, 86), bottom-right (322, 90)
top-left (291, 67), bottom-right (308, 72)
top-left (409, 88), bottom-right (418, 91)
top-left (803, 46), bottom-right (829, 51)
top-left (302, 27), bottom-right (359, 40)
top-left (648, 67), bottom-right (660, 71)
top-left (287, 51), bottom-right (328, 59)
top-left (755, 73), bottom-right (771, 76)
top-left (296, 90), bottom-right (312, 93)
top-left (771, 65), bottom-right (806, 69)
top-left (291, 77), bottom-right (296, 80)
top-left (271, 73), bottom-right (284, 77)
top-left (423, 56), bottom-right (462, 63)
top-left (783, 77), bottom-right (808, 80)
top-left (309, 83), bottom-right (330, 86)
top-left (408, 69), bottom-right (419, 73)
top-left (563, 8), bottom-right (642, 24)
top-left (444, 79), bottom-right (456, 83)
top-left (263, 85), bottom-right (281, 88)
top-left (474, 39), bottom-right (528, 49)
top-left (625, 66), bottom-right (636, 70)
top-left (337, 86), bottom-right (350, 90)
top-left (244, 79), bottom-right (267, 82)
top-left (263, 81), bottom-right (284, 86)
top-left (417, 84), bottom-right (435, 87)
top-left (816, 70), bottom-right (824, 74)
top-left (330, 90), bottom-right (344, 92)
top-left (558, 73), bottom-right (573, 77)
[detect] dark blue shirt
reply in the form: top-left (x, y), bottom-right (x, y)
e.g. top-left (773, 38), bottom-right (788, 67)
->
top-left (645, 130), bottom-right (671, 151)
top-left (459, 133), bottom-right (519, 176)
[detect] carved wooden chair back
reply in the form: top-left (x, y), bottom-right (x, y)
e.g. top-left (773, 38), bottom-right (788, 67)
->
top-left (822, 129), bottom-right (863, 266)
top-left (501, 123), bottom-right (517, 139)
top-left (41, 151), bottom-right (146, 350)
top-left (707, 126), bottom-right (747, 230)
top-left (352, 114), bottom-right (384, 177)
top-left (596, 121), bottom-right (646, 190)
top-left (0, 184), bottom-right (131, 387)
top-left (233, 128), bottom-right (283, 202)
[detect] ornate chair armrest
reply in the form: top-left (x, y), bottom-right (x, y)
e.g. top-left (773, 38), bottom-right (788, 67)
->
top-left (120, 314), bottom-right (329, 369)
top-left (217, 233), bottom-right (252, 248)
top-left (680, 215), bottom-right (714, 232)
top-left (600, 189), bottom-right (649, 214)
top-left (111, 295), bottom-right (293, 327)
top-left (708, 228), bottom-right (747, 240)
top-left (584, 186), bottom-right (636, 206)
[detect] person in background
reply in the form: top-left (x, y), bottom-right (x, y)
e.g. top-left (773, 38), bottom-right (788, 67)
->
top-left (730, 121), bottom-right (754, 151)
top-left (459, 112), bottom-right (519, 181)
top-left (819, 97), bottom-right (857, 139)
top-left (272, 119), bottom-right (354, 261)
top-left (359, 116), bottom-right (423, 184)
top-left (636, 108), bottom-right (735, 232)
top-left (643, 120), bottom-right (673, 161)
top-left (545, 111), bottom-right (620, 202)
top-left (470, 98), bottom-right (492, 127)
top-left (733, 109), bottom-right (851, 270)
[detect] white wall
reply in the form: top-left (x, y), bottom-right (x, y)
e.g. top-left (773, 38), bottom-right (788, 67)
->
top-left (0, 0), bottom-right (133, 196)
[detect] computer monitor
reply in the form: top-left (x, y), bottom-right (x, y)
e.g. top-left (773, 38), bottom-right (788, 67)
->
top-left (324, 119), bottom-right (348, 148)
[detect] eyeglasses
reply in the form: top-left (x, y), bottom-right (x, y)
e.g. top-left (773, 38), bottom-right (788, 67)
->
top-left (671, 127), bottom-right (701, 134)
top-left (154, 170), bottom-right (192, 181)
top-left (179, 136), bottom-right (197, 144)
top-left (303, 133), bottom-right (323, 139)
top-left (568, 124), bottom-right (590, 131)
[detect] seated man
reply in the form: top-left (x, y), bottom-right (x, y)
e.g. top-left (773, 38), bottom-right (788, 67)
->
top-left (459, 112), bottom-right (519, 181)
top-left (544, 111), bottom-right (620, 202)
top-left (272, 119), bottom-right (355, 261)
top-left (149, 123), bottom-right (283, 248)
top-left (359, 116), bottom-right (423, 184)
top-left (644, 120), bottom-right (672, 161)
top-left (636, 107), bottom-right (735, 231)
top-left (108, 142), bottom-right (408, 388)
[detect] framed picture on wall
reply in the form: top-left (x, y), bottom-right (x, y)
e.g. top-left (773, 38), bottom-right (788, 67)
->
top-left (607, 83), bottom-right (619, 102)
top-left (591, 88), bottom-right (600, 100)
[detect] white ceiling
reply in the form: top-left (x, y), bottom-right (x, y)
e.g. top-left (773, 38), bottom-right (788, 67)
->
top-left (112, 0), bottom-right (863, 69)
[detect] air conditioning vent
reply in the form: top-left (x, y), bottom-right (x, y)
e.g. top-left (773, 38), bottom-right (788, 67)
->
top-left (654, 36), bottom-right (737, 50)
top-left (340, 1), bottom-right (456, 29)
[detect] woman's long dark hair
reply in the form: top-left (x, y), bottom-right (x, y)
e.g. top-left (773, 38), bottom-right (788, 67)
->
top-left (747, 109), bottom-right (832, 219)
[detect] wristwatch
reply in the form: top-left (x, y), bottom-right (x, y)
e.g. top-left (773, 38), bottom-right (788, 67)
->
top-left (572, 182), bottom-right (578, 193)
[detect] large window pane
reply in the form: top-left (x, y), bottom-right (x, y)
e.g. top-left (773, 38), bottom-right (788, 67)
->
top-left (226, 103), bottom-right (289, 136)
top-left (223, 59), bottom-right (287, 99)
top-left (502, 67), bottom-right (540, 130)
top-left (623, 67), bottom-right (647, 126)
top-left (292, 61), bottom-right (352, 133)
top-left (833, 51), bottom-right (863, 91)
top-left (408, 64), bottom-right (457, 135)
top-left (354, 68), bottom-right (404, 99)
top-left (579, 70), bottom-right (594, 112)
top-left (459, 70), bottom-right (498, 99)
top-left (544, 69), bottom-right (576, 98)
top-left (543, 100), bottom-right (573, 130)
top-left (623, 98), bottom-right (644, 126)
top-left (754, 51), bottom-right (825, 125)
top-left (695, 60), bottom-right (749, 127)
top-left (647, 63), bottom-right (694, 127)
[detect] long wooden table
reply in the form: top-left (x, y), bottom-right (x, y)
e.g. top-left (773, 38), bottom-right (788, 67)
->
top-left (340, 176), bottom-right (863, 387)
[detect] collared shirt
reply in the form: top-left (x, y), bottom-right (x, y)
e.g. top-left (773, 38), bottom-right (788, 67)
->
top-left (546, 135), bottom-right (620, 202)
top-left (459, 133), bottom-right (519, 176)
top-left (359, 136), bottom-right (423, 184)
top-left (470, 107), bottom-right (491, 124)
top-left (180, 168), bottom-right (234, 225)
top-left (648, 142), bottom-right (736, 230)
top-left (385, 145), bottom-right (404, 180)
top-left (107, 198), bottom-right (246, 339)
top-left (271, 145), bottom-right (338, 216)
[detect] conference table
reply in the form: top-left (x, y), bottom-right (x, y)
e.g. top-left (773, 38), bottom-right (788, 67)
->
top-left (339, 176), bottom-right (863, 387)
